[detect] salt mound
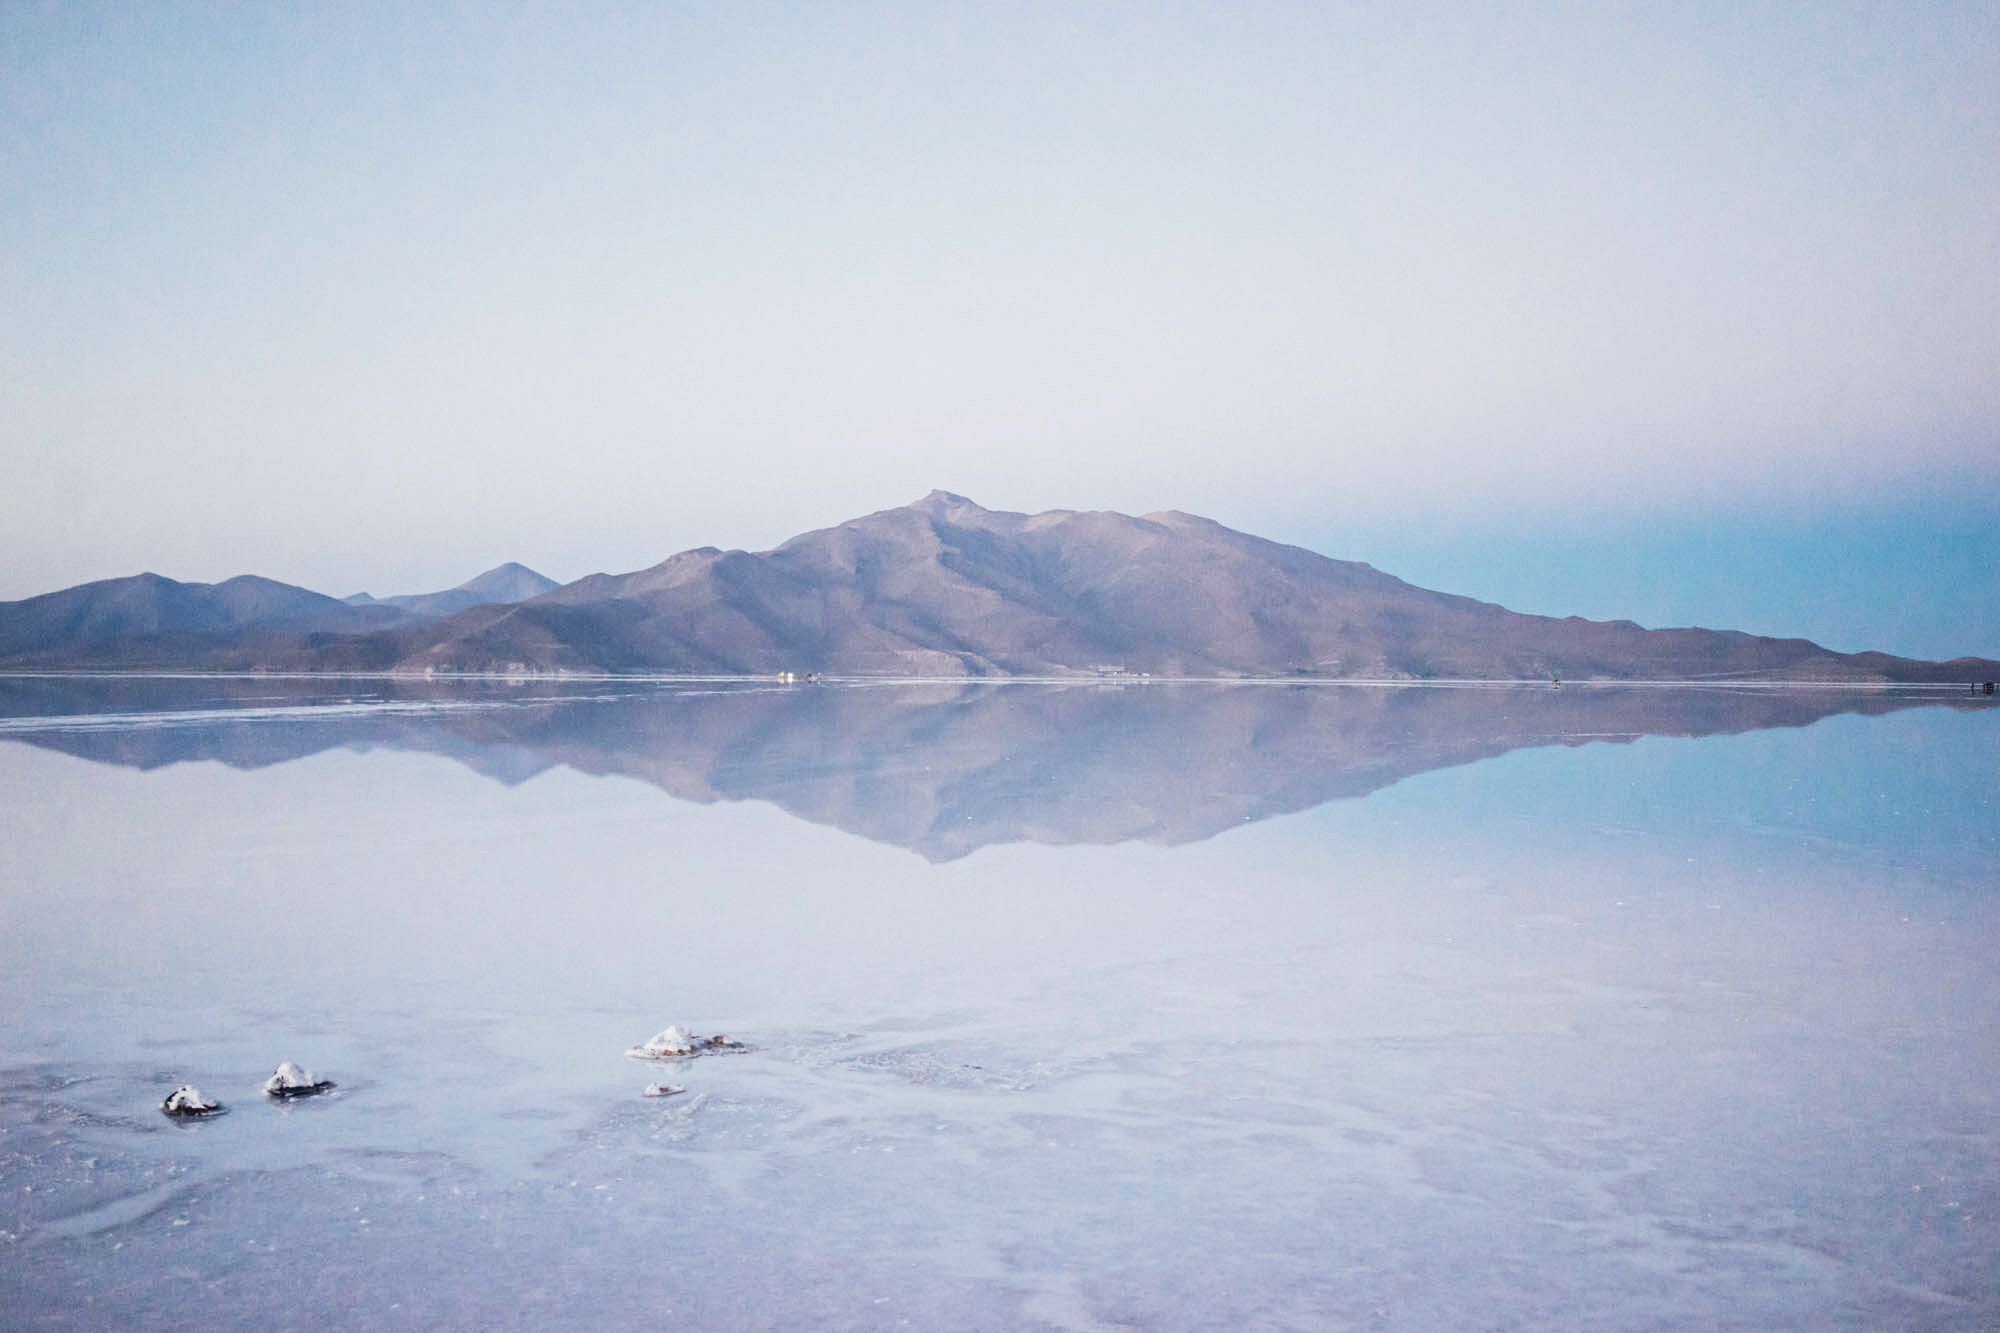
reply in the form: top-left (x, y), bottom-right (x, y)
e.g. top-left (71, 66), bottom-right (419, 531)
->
top-left (624, 1027), bottom-right (747, 1060)
top-left (161, 1085), bottom-right (223, 1117)
top-left (262, 1061), bottom-right (336, 1098)
top-left (627, 1026), bottom-right (697, 1058)
top-left (642, 1082), bottom-right (685, 1098)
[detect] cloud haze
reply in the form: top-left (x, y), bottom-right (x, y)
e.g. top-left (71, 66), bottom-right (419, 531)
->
top-left (4, 3), bottom-right (1996, 654)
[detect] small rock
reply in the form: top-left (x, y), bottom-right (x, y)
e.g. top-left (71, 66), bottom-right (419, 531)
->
top-left (642, 1083), bottom-right (685, 1098)
top-left (161, 1085), bottom-right (223, 1117)
top-left (262, 1061), bottom-right (336, 1099)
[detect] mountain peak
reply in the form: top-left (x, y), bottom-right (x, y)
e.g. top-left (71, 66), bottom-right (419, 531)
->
top-left (911, 490), bottom-right (982, 512)
top-left (455, 562), bottom-right (559, 603)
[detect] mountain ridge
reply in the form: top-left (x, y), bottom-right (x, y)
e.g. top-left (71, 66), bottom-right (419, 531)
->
top-left (2, 495), bottom-right (1994, 682)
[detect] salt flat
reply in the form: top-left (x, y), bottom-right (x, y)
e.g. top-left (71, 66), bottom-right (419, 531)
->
top-left (2, 682), bottom-right (1995, 1329)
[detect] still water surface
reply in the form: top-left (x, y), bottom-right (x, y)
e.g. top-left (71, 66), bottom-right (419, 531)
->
top-left (2, 678), bottom-right (1996, 1329)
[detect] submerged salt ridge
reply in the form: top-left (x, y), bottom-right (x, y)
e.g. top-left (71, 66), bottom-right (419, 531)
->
top-left (0, 683), bottom-right (1994, 1328)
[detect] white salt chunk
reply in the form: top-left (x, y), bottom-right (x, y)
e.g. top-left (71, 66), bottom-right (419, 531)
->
top-left (161, 1085), bottom-right (221, 1116)
top-left (262, 1061), bottom-right (335, 1097)
top-left (639, 1026), bottom-right (696, 1056)
top-left (625, 1025), bottom-right (748, 1060)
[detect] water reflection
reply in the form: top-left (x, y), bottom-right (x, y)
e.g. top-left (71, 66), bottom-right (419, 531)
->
top-left (2, 675), bottom-right (1990, 860)
top-left (1, 677), bottom-right (1997, 1328)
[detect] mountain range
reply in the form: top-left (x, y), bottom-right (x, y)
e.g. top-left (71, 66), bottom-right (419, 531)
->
top-left (0, 561), bottom-right (554, 665)
top-left (2, 492), bottom-right (1995, 681)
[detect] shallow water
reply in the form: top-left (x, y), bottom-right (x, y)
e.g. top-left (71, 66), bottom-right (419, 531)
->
top-left (2, 678), bottom-right (1996, 1329)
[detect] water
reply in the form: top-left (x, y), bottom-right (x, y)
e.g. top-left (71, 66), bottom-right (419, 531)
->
top-left (2, 677), bottom-right (1996, 1329)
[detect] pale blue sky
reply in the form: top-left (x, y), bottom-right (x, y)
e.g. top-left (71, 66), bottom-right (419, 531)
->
top-left (4, 3), bottom-right (1996, 657)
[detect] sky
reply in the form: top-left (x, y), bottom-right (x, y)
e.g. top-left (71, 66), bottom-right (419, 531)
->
top-left (4, 2), bottom-right (1997, 659)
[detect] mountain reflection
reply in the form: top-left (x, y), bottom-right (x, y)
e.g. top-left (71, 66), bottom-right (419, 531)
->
top-left (2, 676), bottom-right (1989, 860)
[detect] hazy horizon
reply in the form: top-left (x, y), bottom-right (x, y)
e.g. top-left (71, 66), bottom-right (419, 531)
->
top-left (5, 4), bottom-right (1996, 657)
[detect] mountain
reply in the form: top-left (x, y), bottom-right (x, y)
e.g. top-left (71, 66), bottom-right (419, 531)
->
top-left (357, 492), bottom-right (2000, 681)
top-left (0, 562), bottom-right (562, 668)
top-left (0, 572), bottom-right (406, 664)
top-left (345, 562), bottom-right (560, 620)
top-left (2, 494), bottom-right (1996, 680)
top-left (2, 676), bottom-right (1990, 860)
top-left (457, 562), bottom-right (561, 604)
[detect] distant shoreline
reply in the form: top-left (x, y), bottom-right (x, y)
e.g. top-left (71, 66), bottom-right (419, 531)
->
top-left (0, 669), bottom-right (1990, 694)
